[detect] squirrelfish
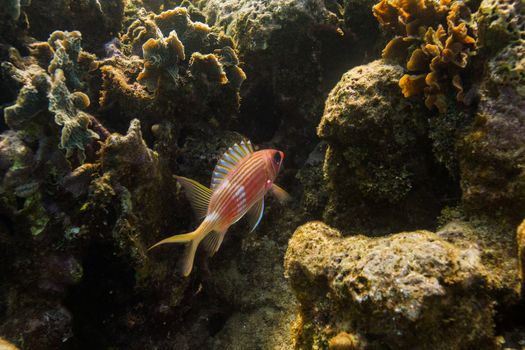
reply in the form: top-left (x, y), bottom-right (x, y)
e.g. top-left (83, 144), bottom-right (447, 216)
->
top-left (150, 140), bottom-right (290, 276)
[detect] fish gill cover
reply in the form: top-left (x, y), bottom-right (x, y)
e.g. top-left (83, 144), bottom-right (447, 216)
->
top-left (0, 0), bottom-right (523, 349)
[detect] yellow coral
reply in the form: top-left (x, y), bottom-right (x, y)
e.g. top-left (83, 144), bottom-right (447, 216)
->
top-left (189, 52), bottom-right (228, 84)
top-left (373, 0), bottom-right (477, 113)
top-left (328, 332), bottom-right (362, 350)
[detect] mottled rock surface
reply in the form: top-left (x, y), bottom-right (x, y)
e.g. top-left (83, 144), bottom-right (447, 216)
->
top-left (285, 221), bottom-right (505, 350)
top-left (458, 42), bottom-right (525, 218)
top-left (318, 59), bottom-right (453, 233)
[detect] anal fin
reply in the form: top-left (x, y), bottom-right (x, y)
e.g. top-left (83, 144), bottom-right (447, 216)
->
top-left (202, 231), bottom-right (225, 256)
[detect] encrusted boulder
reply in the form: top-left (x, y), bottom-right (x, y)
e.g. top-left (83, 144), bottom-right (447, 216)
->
top-left (475, 0), bottom-right (524, 54)
top-left (458, 42), bottom-right (525, 218)
top-left (284, 221), bottom-right (501, 350)
top-left (318, 59), bottom-right (450, 232)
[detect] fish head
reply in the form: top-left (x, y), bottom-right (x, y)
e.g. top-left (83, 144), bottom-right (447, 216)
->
top-left (263, 149), bottom-right (285, 187)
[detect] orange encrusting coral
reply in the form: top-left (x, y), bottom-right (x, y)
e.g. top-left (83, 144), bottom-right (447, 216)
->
top-left (373, 0), bottom-right (477, 113)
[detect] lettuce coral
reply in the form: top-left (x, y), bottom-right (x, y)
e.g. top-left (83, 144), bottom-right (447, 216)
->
top-left (3, 31), bottom-right (99, 164)
top-left (373, 0), bottom-right (477, 113)
top-left (47, 31), bottom-right (85, 90)
top-left (48, 69), bottom-right (99, 164)
top-left (137, 30), bottom-right (184, 91)
top-left (97, 3), bottom-right (245, 131)
top-left (3, 66), bottom-right (50, 131)
top-left (121, 6), bottom-right (245, 93)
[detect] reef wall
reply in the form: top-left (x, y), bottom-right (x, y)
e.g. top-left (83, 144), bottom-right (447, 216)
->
top-left (0, 0), bottom-right (523, 349)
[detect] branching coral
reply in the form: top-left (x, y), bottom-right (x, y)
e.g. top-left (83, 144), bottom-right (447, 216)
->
top-left (373, 0), bottom-right (477, 113)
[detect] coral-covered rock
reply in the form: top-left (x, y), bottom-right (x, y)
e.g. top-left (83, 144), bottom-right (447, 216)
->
top-left (284, 221), bottom-right (499, 349)
top-left (0, 303), bottom-right (73, 349)
top-left (0, 0), bottom-right (30, 21)
top-left (99, 5), bottom-right (244, 131)
top-left (328, 331), bottom-right (362, 350)
top-left (197, 0), bottom-right (349, 166)
top-left (3, 65), bottom-right (49, 131)
top-left (0, 337), bottom-right (19, 350)
top-left (475, 0), bottom-right (524, 54)
top-left (296, 142), bottom-right (329, 218)
top-left (342, 0), bottom-right (383, 54)
top-left (0, 130), bottom-right (52, 236)
top-left (318, 60), bottom-right (449, 232)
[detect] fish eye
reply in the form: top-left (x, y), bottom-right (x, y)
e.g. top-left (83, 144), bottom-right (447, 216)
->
top-left (273, 152), bottom-right (281, 164)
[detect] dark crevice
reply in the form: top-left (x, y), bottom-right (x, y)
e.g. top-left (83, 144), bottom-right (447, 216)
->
top-left (236, 82), bottom-right (280, 144)
top-left (63, 241), bottom-right (136, 349)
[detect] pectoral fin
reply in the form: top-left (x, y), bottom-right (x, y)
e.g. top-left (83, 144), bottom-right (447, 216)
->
top-left (271, 184), bottom-right (291, 203)
top-left (247, 198), bottom-right (264, 232)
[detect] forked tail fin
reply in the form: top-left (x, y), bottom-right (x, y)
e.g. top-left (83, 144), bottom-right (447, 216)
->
top-left (148, 221), bottom-right (212, 276)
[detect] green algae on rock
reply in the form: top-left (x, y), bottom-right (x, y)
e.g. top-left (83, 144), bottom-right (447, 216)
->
top-left (475, 0), bottom-right (525, 54)
top-left (285, 221), bottom-right (500, 350)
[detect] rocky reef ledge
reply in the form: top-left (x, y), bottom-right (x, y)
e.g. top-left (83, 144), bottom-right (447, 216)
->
top-left (285, 220), bottom-right (520, 349)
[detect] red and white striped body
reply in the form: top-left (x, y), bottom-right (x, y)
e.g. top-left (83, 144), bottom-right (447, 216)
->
top-left (149, 140), bottom-right (287, 276)
top-left (205, 149), bottom-right (282, 232)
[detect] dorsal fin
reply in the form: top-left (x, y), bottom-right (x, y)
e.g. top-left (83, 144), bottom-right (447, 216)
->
top-left (175, 175), bottom-right (212, 219)
top-left (210, 140), bottom-right (254, 190)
